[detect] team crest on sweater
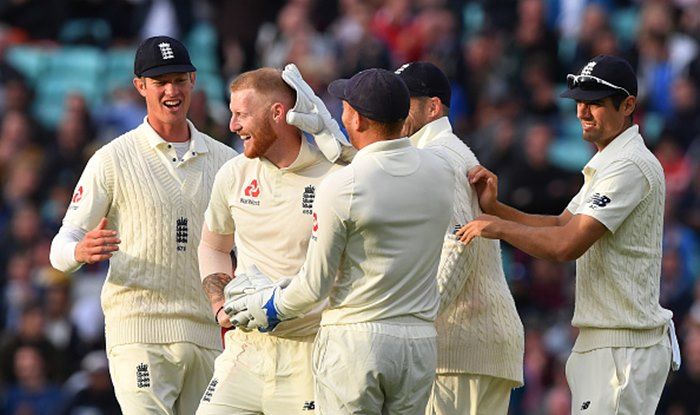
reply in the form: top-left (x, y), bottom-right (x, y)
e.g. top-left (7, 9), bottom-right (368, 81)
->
top-left (176, 217), bottom-right (188, 251)
top-left (136, 363), bottom-right (150, 388)
top-left (302, 185), bottom-right (315, 215)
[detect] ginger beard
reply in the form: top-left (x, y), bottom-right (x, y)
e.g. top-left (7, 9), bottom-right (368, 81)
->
top-left (230, 88), bottom-right (279, 160)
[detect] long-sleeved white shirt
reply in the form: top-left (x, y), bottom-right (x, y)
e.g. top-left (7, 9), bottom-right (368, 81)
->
top-left (277, 138), bottom-right (454, 325)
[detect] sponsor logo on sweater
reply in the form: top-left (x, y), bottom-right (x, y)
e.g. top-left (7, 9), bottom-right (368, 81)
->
top-left (240, 178), bottom-right (261, 206)
top-left (585, 192), bottom-right (611, 209)
top-left (176, 217), bottom-right (188, 251)
top-left (69, 185), bottom-right (84, 210)
top-left (311, 212), bottom-right (318, 241)
top-left (580, 400), bottom-right (591, 410)
top-left (302, 185), bottom-right (315, 215)
top-left (302, 401), bottom-right (315, 411)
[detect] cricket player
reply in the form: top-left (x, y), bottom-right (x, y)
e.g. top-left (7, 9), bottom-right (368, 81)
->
top-left (458, 55), bottom-right (681, 414)
top-left (195, 65), bottom-right (350, 414)
top-left (227, 68), bottom-right (455, 414)
top-left (395, 61), bottom-right (524, 415)
top-left (49, 36), bottom-right (237, 414)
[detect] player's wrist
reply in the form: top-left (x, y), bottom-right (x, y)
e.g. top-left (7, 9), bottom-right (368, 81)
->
top-left (214, 305), bottom-right (225, 324)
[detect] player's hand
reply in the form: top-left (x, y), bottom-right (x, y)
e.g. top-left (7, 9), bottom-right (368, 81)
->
top-left (74, 218), bottom-right (120, 264)
top-left (467, 166), bottom-right (499, 214)
top-left (281, 63), bottom-right (354, 163)
top-left (226, 286), bottom-right (280, 332)
top-left (455, 214), bottom-right (502, 245)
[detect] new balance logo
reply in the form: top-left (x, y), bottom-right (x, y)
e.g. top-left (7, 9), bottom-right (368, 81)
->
top-left (581, 61), bottom-right (596, 76)
top-left (202, 378), bottom-right (218, 402)
top-left (302, 401), bottom-right (315, 411)
top-left (158, 42), bottom-right (174, 60)
top-left (176, 217), bottom-right (188, 251)
top-left (136, 363), bottom-right (150, 388)
top-left (587, 192), bottom-right (611, 208)
top-left (581, 400), bottom-right (591, 410)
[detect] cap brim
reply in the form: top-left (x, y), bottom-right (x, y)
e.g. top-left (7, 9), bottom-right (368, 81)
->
top-left (327, 79), bottom-right (350, 100)
top-left (138, 64), bottom-right (197, 78)
top-left (560, 87), bottom-right (617, 101)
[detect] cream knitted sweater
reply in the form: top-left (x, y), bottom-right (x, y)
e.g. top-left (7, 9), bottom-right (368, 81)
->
top-left (62, 120), bottom-right (236, 350)
top-left (411, 118), bottom-right (524, 386)
top-left (567, 126), bottom-right (672, 352)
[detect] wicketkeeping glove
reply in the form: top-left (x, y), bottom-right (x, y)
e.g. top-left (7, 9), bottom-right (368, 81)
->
top-left (223, 265), bottom-right (292, 332)
top-left (227, 285), bottom-right (283, 332)
top-left (281, 63), bottom-right (355, 163)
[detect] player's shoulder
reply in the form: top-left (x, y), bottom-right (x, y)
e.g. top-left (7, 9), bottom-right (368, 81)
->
top-left (423, 133), bottom-right (478, 170)
top-left (318, 164), bottom-right (354, 194)
top-left (199, 132), bottom-right (238, 157)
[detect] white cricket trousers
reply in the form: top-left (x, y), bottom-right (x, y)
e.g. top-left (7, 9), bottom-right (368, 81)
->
top-left (565, 335), bottom-right (671, 414)
top-left (196, 329), bottom-right (316, 415)
top-left (425, 373), bottom-right (515, 415)
top-left (107, 342), bottom-right (218, 415)
top-left (313, 322), bottom-right (437, 415)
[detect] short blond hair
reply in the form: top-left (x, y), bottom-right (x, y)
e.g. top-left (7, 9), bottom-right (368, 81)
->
top-left (229, 68), bottom-right (295, 106)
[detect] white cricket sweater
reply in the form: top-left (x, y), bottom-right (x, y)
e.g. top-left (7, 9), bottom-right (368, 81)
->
top-left (60, 119), bottom-right (236, 350)
top-left (411, 117), bottom-right (524, 385)
top-left (566, 125), bottom-right (672, 352)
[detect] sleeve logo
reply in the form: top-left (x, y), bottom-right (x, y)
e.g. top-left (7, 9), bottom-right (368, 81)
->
top-left (71, 185), bottom-right (84, 203)
top-left (586, 192), bottom-right (611, 209)
top-left (311, 212), bottom-right (318, 241)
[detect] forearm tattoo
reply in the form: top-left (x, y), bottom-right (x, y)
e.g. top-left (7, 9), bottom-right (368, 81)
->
top-left (202, 272), bottom-right (233, 303)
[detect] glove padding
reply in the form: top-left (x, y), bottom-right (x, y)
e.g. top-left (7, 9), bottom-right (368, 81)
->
top-left (222, 265), bottom-right (291, 332)
top-left (281, 63), bottom-right (354, 163)
top-left (227, 285), bottom-right (282, 332)
top-left (223, 265), bottom-right (276, 304)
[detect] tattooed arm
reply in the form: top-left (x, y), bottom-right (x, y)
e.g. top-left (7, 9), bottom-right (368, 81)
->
top-left (199, 224), bottom-right (235, 327)
top-left (202, 272), bottom-right (233, 327)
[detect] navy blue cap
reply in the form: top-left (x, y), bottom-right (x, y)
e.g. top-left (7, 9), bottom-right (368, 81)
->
top-left (561, 55), bottom-right (637, 101)
top-left (328, 68), bottom-right (410, 123)
top-left (134, 36), bottom-right (196, 77)
top-left (394, 61), bottom-right (451, 107)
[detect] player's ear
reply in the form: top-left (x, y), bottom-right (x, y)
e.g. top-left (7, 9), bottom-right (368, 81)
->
top-left (270, 102), bottom-right (285, 124)
top-left (133, 77), bottom-right (147, 97)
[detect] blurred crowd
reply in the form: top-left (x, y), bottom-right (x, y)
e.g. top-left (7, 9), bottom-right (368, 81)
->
top-left (0, 0), bottom-right (698, 414)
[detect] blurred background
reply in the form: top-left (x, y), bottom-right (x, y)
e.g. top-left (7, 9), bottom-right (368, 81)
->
top-left (0, 0), bottom-right (698, 414)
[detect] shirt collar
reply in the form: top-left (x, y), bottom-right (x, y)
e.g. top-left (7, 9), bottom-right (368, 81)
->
top-left (584, 124), bottom-right (640, 173)
top-left (260, 135), bottom-right (326, 172)
top-left (353, 137), bottom-right (412, 161)
top-left (409, 117), bottom-right (452, 148)
top-left (139, 116), bottom-right (209, 154)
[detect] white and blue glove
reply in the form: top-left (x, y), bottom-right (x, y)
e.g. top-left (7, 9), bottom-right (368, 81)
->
top-left (227, 285), bottom-right (283, 332)
top-left (223, 265), bottom-right (292, 332)
top-left (281, 63), bottom-right (355, 163)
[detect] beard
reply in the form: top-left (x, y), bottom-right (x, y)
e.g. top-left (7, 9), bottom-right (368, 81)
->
top-left (243, 115), bottom-right (277, 159)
